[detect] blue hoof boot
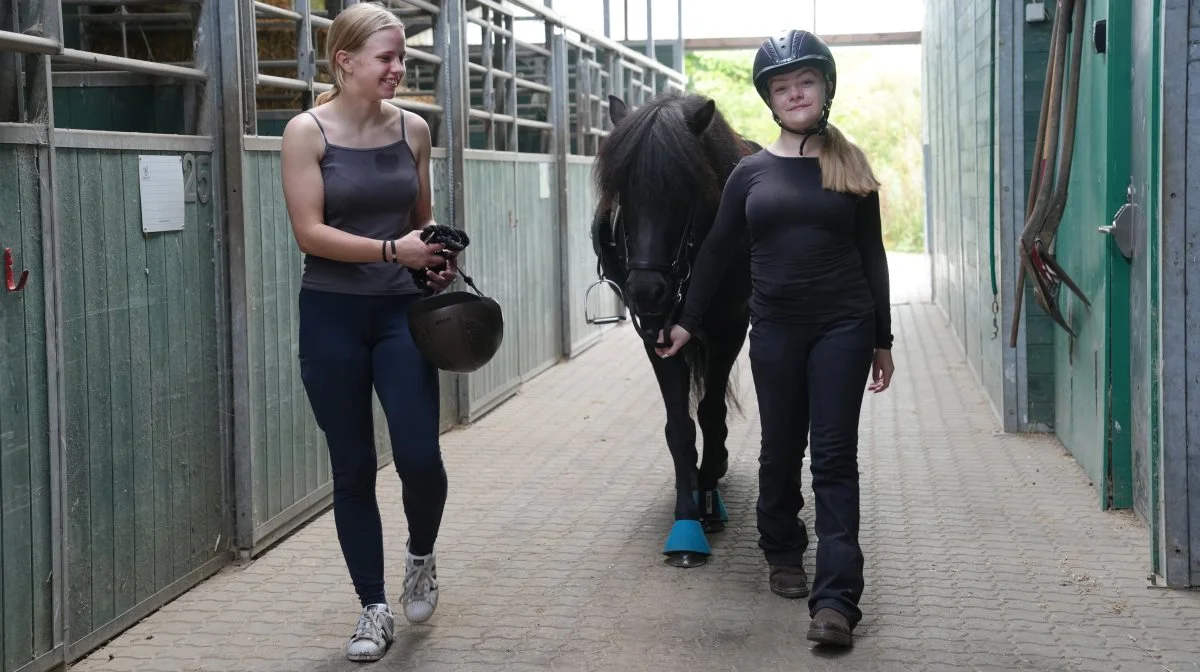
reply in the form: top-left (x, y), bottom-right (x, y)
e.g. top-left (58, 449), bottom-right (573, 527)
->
top-left (663, 520), bottom-right (710, 568)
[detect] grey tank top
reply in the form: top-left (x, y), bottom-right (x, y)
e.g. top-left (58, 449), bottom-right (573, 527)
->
top-left (300, 110), bottom-right (421, 296)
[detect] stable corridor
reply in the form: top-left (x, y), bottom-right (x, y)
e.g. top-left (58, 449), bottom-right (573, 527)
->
top-left (70, 255), bottom-right (1200, 672)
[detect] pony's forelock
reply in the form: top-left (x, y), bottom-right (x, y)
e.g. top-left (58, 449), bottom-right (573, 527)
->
top-left (594, 93), bottom-right (744, 223)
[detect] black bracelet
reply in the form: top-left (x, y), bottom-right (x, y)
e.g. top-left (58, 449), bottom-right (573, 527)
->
top-left (389, 239), bottom-right (398, 264)
top-left (381, 240), bottom-right (389, 263)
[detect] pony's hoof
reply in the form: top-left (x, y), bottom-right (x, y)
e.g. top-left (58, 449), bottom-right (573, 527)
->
top-left (665, 552), bottom-right (708, 568)
top-left (662, 520), bottom-right (710, 568)
top-left (694, 489), bottom-right (731, 524)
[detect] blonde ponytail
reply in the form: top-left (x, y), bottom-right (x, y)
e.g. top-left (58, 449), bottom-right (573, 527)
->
top-left (315, 84), bottom-right (339, 106)
top-left (819, 123), bottom-right (880, 196)
top-left (315, 2), bottom-right (403, 106)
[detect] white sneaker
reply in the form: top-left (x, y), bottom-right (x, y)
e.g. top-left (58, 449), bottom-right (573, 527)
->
top-left (402, 550), bottom-right (439, 623)
top-left (345, 603), bottom-right (394, 662)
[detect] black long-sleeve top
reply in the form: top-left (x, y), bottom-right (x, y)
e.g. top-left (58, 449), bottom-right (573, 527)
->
top-left (676, 151), bottom-right (893, 349)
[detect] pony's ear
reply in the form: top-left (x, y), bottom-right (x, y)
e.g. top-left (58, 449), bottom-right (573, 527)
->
top-left (609, 95), bottom-right (629, 125)
top-left (687, 99), bottom-right (717, 134)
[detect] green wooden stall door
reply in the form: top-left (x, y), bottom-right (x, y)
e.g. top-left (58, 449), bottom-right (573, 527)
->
top-left (56, 147), bottom-right (226, 647)
top-left (0, 144), bottom-right (56, 672)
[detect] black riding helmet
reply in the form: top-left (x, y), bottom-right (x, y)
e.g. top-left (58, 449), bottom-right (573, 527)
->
top-left (406, 224), bottom-right (505, 373)
top-left (753, 30), bottom-right (837, 146)
top-left (408, 291), bottom-right (504, 373)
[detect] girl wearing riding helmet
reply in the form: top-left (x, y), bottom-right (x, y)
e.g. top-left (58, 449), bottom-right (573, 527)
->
top-left (657, 30), bottom-right (894, 648)
top-left (280, 1), bottom-right (456, 662)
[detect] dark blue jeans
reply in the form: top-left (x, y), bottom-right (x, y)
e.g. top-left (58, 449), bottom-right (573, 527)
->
top-left (748, 312), bottom-right (875, 627)
top-left (298, 288), bottom-right (447, 607)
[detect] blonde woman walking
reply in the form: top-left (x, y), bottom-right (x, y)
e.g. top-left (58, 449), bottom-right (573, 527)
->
top-left (280, 2), bottom-right (456, 662)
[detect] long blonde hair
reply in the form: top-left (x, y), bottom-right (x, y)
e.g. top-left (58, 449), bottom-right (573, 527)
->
top-left (818, 123), bottom-right (880, 196)
top-left (315, 3), bottom-right (404, 106)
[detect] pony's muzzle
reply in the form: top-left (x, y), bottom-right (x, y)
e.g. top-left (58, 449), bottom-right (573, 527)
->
top-left (625, 269), bottom-right (673, 317)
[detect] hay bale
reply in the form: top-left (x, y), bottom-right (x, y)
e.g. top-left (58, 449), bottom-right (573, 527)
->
top-left (76, 3), bottom-right (196, 63)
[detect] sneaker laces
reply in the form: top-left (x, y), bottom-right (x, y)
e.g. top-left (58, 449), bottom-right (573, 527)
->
top-left (351, 606), bottom-right (385, 643)
top-left (404, 561), bottom-right (437, 603)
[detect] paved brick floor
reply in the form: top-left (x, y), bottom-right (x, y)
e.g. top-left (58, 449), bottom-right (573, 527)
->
top-left (71, 255), bottom-right (1200, 671)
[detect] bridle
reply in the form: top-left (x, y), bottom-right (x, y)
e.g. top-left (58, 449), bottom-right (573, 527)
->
top-left (585, 133), bottom-right (755, 344)
top-left (603, 197), bottom-right (699, 346)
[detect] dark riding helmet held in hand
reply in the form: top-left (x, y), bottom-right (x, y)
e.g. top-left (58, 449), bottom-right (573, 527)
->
top-left (753, 30), bottom-right (837, 140)
top-left (405, 224), bottom-right (505, 373)
top-left (408, 290), bottom-right (504, 373)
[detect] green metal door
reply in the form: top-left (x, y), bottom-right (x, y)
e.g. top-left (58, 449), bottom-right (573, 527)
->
top-left (1052, 0), bottom-right (1133, 509)
top-left (1100, 0), bottom-right (1134, 510)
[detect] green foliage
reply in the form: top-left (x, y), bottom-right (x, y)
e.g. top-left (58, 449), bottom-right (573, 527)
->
top-left (684, 46), bottom-right (926, 252)
top-left (683, 51), bottom-right (783, 148)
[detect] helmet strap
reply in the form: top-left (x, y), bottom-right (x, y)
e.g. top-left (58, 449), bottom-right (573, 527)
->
top-left (766, 77), bottom-right (834, 156)
top-left (798, 130), bottom-right (820, 157)
top-left (773, 108), bottom-right (830, 156)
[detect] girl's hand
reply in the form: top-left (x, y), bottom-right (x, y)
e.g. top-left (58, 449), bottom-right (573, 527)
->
top-left (868, 348), bottom-right (894, 393)
top-left (425, 258), bottom-right (458, 293)
top-left (395, 229), bottom-right (446, 268)
top-left (655, 325), bottom-right (692, 358)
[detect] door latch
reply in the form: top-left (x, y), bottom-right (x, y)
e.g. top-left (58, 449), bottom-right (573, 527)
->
top-left (1098, 184), bottom-right (1135, 260)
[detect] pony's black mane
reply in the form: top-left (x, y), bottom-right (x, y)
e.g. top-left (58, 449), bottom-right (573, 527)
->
top-left (594, 92), bottom-right (748, 223)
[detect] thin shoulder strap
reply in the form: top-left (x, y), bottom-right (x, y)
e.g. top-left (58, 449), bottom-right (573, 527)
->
top-left (399, 109), bottom-right (408, 143)
top-left (304, 110), bottom-right (329, 145)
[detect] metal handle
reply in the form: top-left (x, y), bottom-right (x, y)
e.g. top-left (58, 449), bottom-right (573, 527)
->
top-left (1100, 202), bottom-right (1134, 260)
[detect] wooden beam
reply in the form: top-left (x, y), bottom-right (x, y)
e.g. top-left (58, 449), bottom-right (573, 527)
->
top-left (682, 31), bottom-right (922, 51)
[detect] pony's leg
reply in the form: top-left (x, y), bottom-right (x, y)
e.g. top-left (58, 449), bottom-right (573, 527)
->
top-left (697, 333), bottom-right (743, 488)
top-left (695, 325), bottom-right (747, 532)
top-left (645, 346), bottom-right (709, 568)
top-left (646, 346), bottom-right (701, 517)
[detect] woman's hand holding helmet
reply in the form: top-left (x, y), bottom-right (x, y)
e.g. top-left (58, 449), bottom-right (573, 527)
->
top-left (394, 228), bottom-right (447, 269)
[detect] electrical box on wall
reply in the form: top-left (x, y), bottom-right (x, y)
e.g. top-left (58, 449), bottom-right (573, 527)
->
top-left (1026, 1), bottom-right (1047, 22)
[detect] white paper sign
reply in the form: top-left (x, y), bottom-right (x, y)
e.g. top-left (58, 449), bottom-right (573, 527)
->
top-left (139, 155), bottom-right (186, 233)
top-left (538, 162), bottom-right (551, 199)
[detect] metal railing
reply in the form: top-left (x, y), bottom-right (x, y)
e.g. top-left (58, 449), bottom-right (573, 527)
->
top-left (1, 0), bottom-right (686, 152)
top-left (0, 14), bottom-right (207, 79)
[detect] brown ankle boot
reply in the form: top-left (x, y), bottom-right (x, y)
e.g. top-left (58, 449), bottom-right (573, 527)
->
top-left (767, 565), bottom-right (809, 598)
top-left (806, 608), bottom-right (853, 647)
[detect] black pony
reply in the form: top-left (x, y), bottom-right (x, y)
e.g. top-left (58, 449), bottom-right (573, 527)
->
top-left (590, 92), bottom-right (757, 567)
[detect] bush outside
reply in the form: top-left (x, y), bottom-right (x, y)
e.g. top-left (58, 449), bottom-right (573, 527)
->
top-left (684, 46), bottom-right (925, 253)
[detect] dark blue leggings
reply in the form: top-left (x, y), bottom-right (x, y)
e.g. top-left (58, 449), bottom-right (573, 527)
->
top-left (298, 288), bottom-right (447, 607)
top-left (748, 312), bottom-right (875, 627)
